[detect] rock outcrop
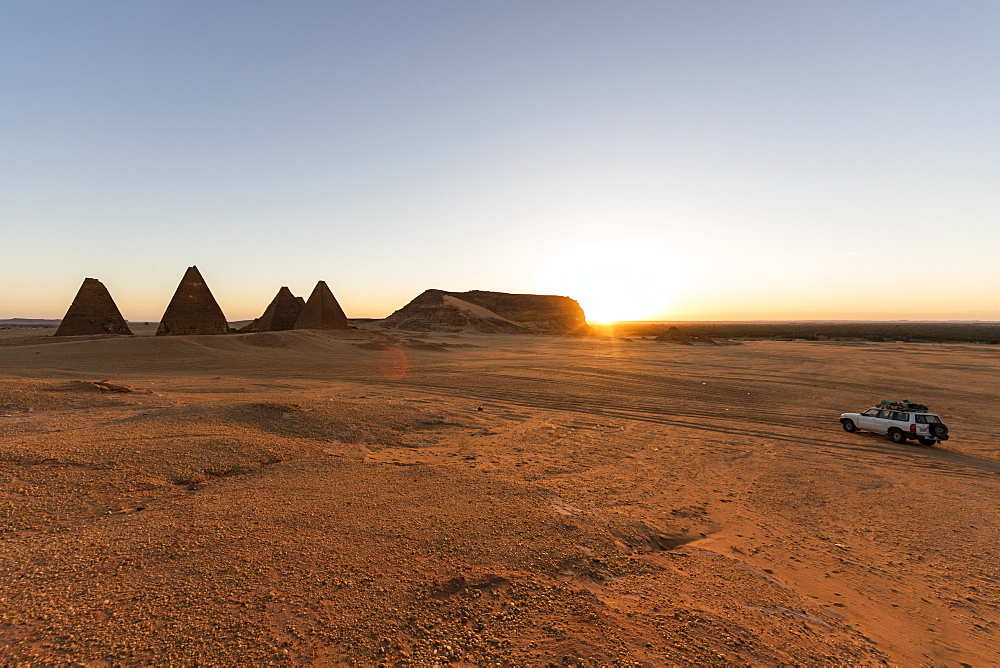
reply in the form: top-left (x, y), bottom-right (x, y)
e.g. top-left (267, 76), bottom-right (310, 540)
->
top-left (655, 326), bottom-right (691, 344)
top-left (54, 278), bottom-right (133, 336)
top-left (655, 326), bottom-right (718, 345)
top-left (240, 287), bottom-right (305, 332)
top-left (380, 289), bottom-right (589, 334)
top-left (156, 266), bottom-right (230, 336)
top-left (294, 281), bottom-right (348, 330)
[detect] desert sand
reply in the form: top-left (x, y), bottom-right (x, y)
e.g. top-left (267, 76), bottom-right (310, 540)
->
top-left (0, 325), bottom-right (997, 665)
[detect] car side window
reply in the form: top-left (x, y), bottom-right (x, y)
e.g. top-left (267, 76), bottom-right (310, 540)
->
top-left (876, 410), bottom-right (890, 419)
top-left (915, 414), bottom-right (927, 424)
top-left (893, 412), bottom-right (905, 421)
top-left (863, 409), bottom-right (879, 416)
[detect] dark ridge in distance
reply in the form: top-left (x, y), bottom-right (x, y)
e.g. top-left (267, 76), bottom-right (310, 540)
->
top-left (606, 321), bottom-right (1000, 345)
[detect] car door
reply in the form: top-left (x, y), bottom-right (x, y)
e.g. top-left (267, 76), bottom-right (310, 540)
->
top-left (858, 408), bottom-right (880, 430)
top-left (888, 411), bottom-right (911, 436)
top-left (870, 409), bottom-right (894, 434)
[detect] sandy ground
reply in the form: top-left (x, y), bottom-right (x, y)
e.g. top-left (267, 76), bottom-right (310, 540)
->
top-left (0, 326), bottom-right (997, 666)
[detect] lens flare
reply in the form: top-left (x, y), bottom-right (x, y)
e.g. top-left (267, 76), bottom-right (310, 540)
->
top-left (378, 346), bottom-right (408, 380)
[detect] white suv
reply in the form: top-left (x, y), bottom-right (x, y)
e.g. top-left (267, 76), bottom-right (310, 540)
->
top-left (840, 405), bottom-right (950, 446)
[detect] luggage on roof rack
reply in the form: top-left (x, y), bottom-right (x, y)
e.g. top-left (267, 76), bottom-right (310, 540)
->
top-left (878, 399), bottom-right (929, 412)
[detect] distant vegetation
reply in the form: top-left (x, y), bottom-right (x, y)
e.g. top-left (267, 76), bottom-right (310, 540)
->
top-left (607, 322), bottom-right (1000, 345)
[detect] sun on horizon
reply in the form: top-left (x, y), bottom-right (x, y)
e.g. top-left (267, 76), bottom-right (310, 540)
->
top-left (544, 239), bottom-right (681, 324)
top-left (577, 272), bottom-right (663, 324)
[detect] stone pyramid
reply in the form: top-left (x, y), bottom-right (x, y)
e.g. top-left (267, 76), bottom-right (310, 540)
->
top-left (294, 280), bottom-right (348, 330)
top-left (156, 266), bottom-right (230, 336)
top-left (240, 286), bottom-right (305, 332)
top-left (54, 278), bottom-right (133, 336)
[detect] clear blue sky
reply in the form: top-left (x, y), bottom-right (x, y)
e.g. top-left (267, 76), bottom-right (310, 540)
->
top-left (2, 1), bottom-right (998, 321)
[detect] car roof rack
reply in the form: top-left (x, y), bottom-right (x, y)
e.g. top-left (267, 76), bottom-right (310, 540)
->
top-left (878, 400), bottom-right (930, 413)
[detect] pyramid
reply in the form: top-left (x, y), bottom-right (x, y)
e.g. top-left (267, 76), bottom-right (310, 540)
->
top-left (156, 266), bottom-right (230, 336)
top-left (240, 287), bottom-right (305, 332)
top-left (294, 280), bottom-right (348, 330)
top-left (54, 278), bottom-right (133, 336)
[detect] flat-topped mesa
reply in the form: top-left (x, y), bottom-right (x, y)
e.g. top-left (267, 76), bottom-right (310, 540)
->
top-left (240, 287), bottom-right (305, 332)
top-left (156, 266), bottom-right (230, 336)
top-left (458, 290), bottom-right (589, 333)
top-left (380, 289), bottom-right (589, 334)
top-left (54, 278), bottom-right (133, 336)
top-left (294, 281), bottom-right (348, 330)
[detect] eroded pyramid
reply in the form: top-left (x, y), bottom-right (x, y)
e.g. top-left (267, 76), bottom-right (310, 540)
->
top-left (54, 278), bottom-right (133, 336)
top-left (294, 280), bottom-right (348, 330)
top-left (156, 266), bottom-right (230, 336)
top-left (240, 287), bottom-right (305, 332)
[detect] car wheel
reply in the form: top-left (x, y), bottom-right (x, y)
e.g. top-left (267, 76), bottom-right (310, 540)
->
top-left (930, 423), bottom-right (949, 438)
top-left (841, 419), bottom-right (857, 433)
top-left (889, 429), bottom-right (907, 444)
top-left (918, 437), bottom-right (936, 446)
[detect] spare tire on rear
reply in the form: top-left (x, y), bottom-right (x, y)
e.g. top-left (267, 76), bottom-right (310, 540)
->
top-left (930, 423), bottom-right (949, 438)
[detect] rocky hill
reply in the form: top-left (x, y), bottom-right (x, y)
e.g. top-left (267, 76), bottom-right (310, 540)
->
top-left (380, 289), bottom-right (589, 334)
